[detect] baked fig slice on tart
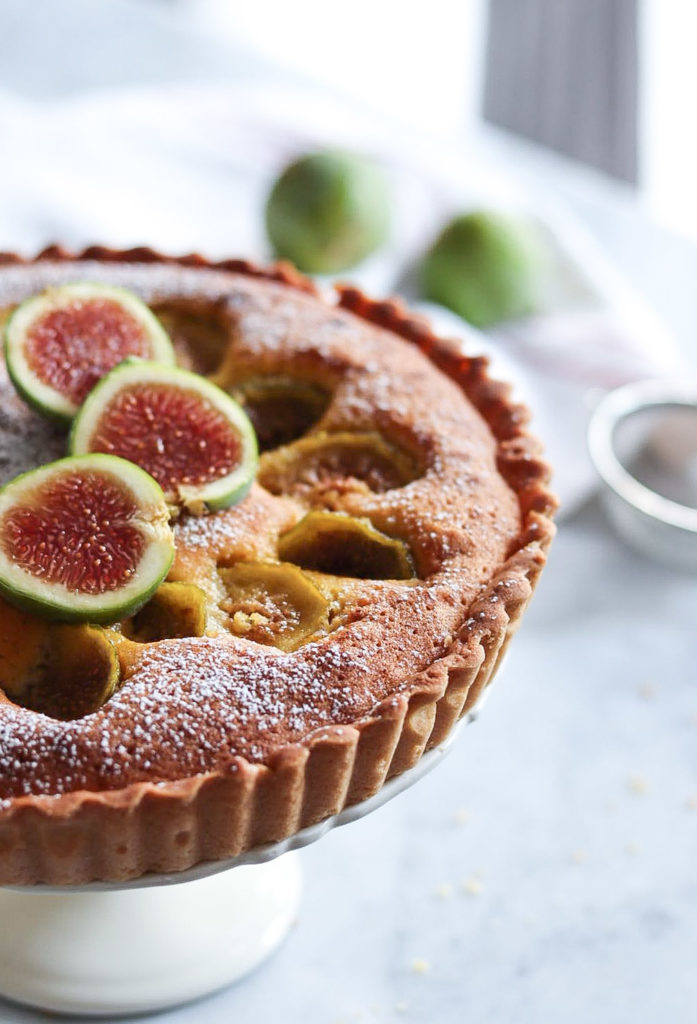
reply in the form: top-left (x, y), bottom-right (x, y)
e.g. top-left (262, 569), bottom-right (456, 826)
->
top-left (0, 454), bottom-right (174, 623)
top-left (219, 561), bottom-right (329, 651)
top-left (70, 360), bottom-right (259, 512)
top-left (123, 580), bottom-right (208, 643)
top-left (4, 282), bottom-right (175, 423)
top-left (278, 510), bottom-right (415, 579)
top-left (0, 600), bottom-right (120, 719)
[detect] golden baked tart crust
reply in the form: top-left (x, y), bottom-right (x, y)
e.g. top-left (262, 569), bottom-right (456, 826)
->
top-left (0, 247), bottom-right (555, 885)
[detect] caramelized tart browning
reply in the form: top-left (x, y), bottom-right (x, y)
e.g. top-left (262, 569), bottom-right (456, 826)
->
top-left (0, 253), bottom-right (550, 806)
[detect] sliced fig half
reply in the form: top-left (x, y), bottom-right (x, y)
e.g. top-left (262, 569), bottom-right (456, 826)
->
top-left (278, 511), bottom-right (415, 580)
top-left (70, 361), bottom-right (259, 512)
top-left (4, 283), bottom-right (175, 423)
top-left (0, 454), bottom-right (174, 623)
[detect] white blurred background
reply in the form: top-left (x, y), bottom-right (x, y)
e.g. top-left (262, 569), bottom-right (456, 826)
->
top-left (1, 6), bottom-right (697, 1024)
top-left (4, 0), bottom-right (696, 234)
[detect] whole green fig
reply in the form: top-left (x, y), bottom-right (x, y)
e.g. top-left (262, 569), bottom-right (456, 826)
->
top-left (420, 210), bottom-right (547, 327)
top-left (265, 151), bottom-right (390, 274)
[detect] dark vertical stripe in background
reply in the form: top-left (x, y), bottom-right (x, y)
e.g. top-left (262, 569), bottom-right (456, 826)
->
top-left (483, 0), bottom-right (639, 183)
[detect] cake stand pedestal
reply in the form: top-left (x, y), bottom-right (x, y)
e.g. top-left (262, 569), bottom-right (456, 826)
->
top-left (0, 701), bottom-right (483, 1017)
top-left (0, 853), bottom-right (301, 1016)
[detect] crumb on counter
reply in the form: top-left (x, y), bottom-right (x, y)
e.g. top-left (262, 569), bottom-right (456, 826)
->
top-left (627, 775), bottom-right (650, 796)
top-left (433, 882), bottom-right (454, 900)
top-left (462, 876), bottom-right (484, 896)
top-left (410, 958), bottom-right (431, 975)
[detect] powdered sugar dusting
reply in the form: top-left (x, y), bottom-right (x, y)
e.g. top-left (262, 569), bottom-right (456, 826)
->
top-left (0, 378), bottom-right (64, 486)
top-left (0, 583), bottom-right (459, 800)
top-left (0, 262), bottom-right (522, 803)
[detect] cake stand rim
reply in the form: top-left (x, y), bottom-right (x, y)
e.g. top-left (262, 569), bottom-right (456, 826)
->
top-left (5, 696), bottom-right (486, 894)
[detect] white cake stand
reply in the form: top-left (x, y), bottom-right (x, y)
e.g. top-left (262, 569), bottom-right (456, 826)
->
top-left (0, 702), bottom-right (483, 1017)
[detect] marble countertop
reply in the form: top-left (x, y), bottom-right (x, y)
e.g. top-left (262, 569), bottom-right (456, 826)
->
top-left (4, 498), bottom-right (695, 1024)
top-left (0, 3), bottom-right (696, 1022)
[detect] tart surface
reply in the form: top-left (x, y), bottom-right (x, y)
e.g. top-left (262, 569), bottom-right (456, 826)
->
top-left (0, 248), bottom-right (555, 884)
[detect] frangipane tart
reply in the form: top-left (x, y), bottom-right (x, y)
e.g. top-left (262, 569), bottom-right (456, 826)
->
top-left (0, 247), bottom-right (555, 885)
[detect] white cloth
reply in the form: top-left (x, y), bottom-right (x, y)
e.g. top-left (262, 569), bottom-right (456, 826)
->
top-left (0, 80), bottom-right (688, 515)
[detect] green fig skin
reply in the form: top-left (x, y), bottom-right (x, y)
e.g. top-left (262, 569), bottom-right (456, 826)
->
top-left (265, 151), bottom-right (391, 274)
top-left (3, 283), bottom-right (176, 423)
top-left (0, 566), bottom-right (171, 626)
top-left (420, 211), bottom-right (548, 328)
top-left (69, 359), bottom-right (259, 514)
top-left (0, 455), bottom-right (175, 625)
